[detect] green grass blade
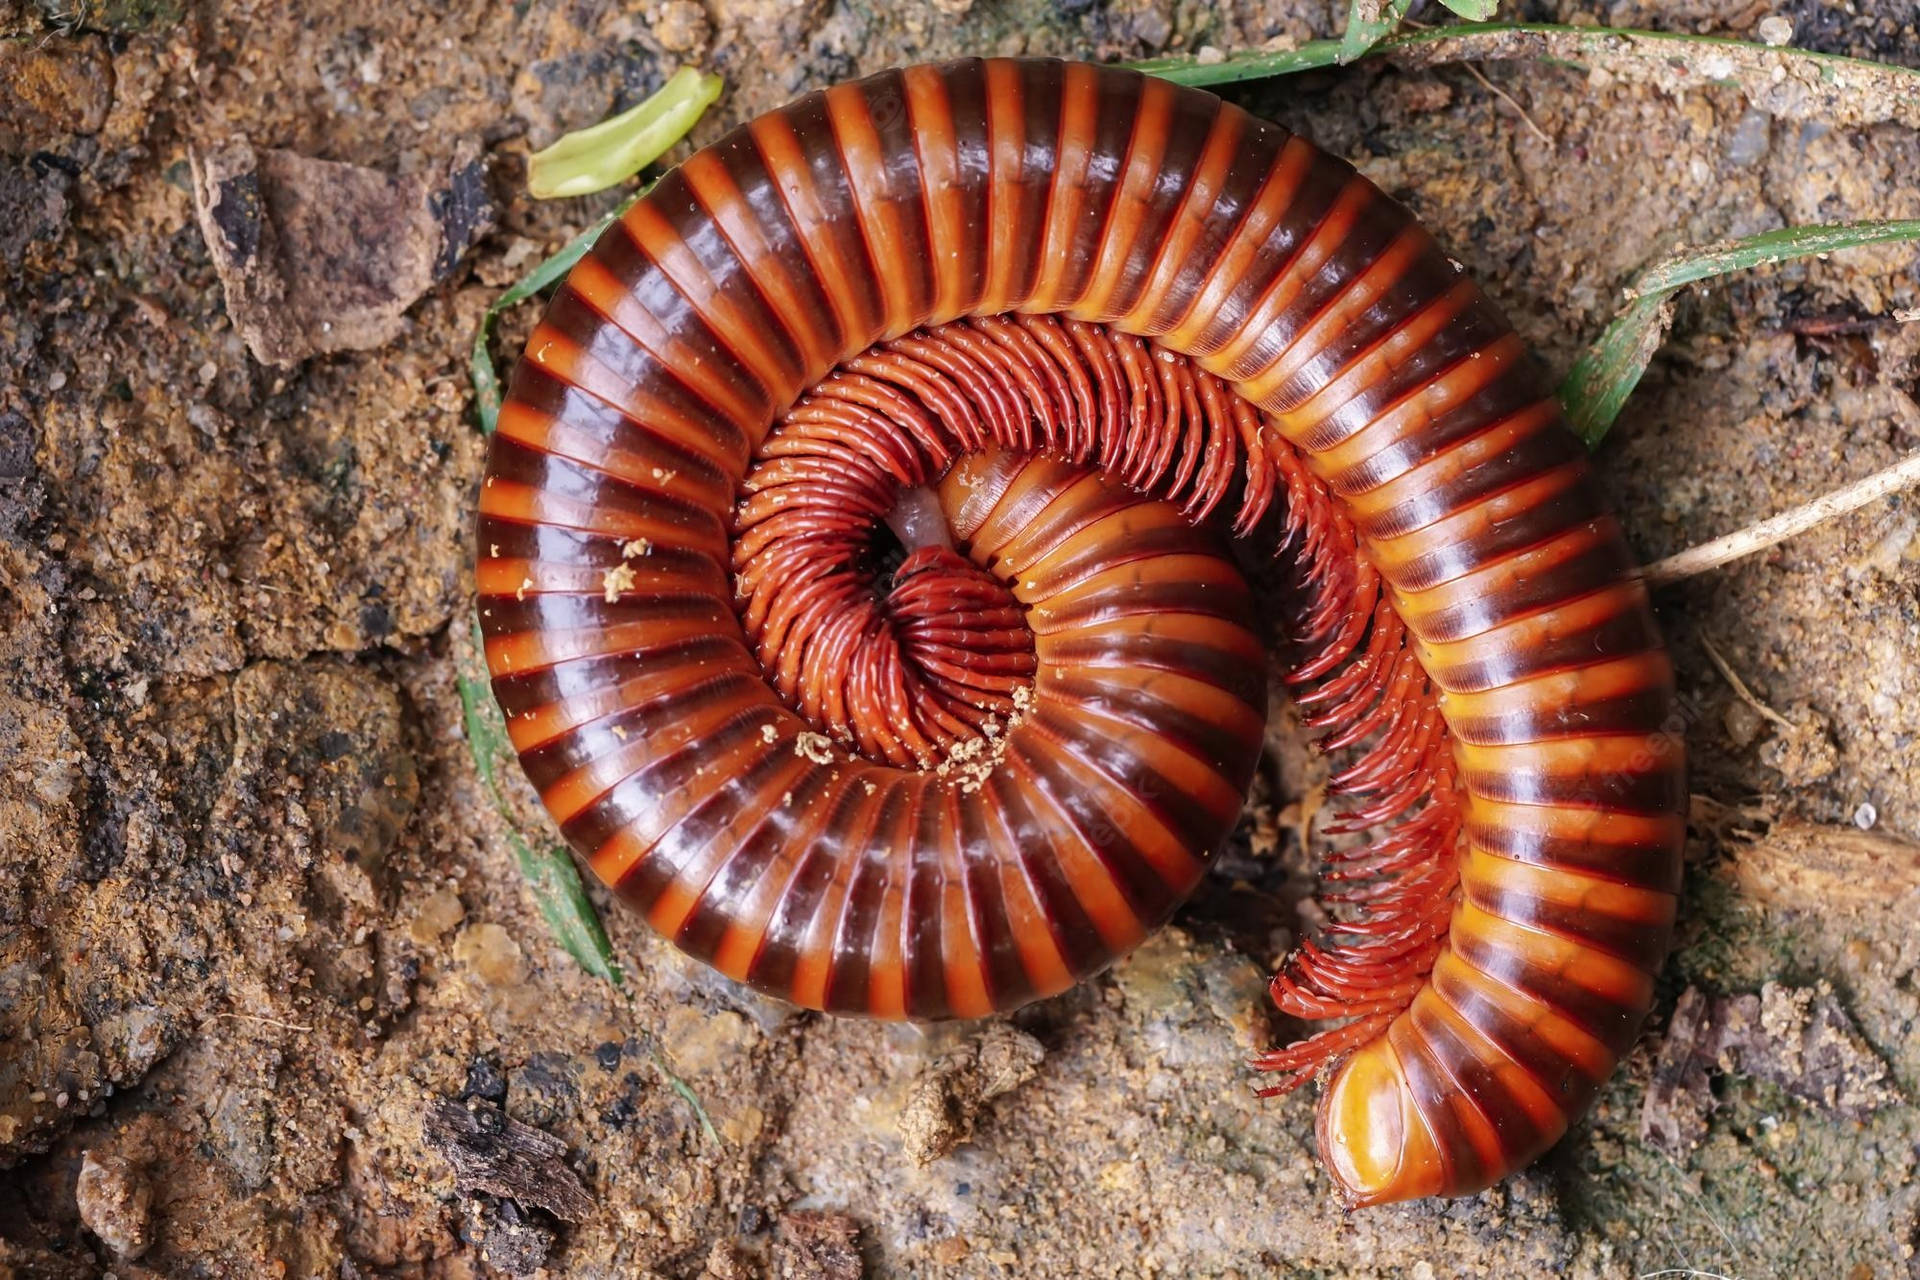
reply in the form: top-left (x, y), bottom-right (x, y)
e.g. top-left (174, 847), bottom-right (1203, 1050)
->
top-left (505, 828), bottom-right (626, 987)
top-left (528, 67), bottom-right (724, 200)
top-left (457, 617), bottom-right (626, 987)
top-left (1340, 0), bottom-right (1411, 64)
top-left (651, 1049), bottom-right (723, 1145)
top-left (1129, 21), bottom-right (1920, 107)
top-left (1558, 293), bottom-right (1674, 448)
top-left (455, 619), bottom-right (510, 795)
top-left (470, 190), bottom-right (646, 434)
top-left (1628, 219), bottom-right (1920, 297)
top-left (1564, 219), bottom-right (1920, 446)
top-left (1438, 0), bottom-right (1498, 18)
top-left (1127, 39), bottom-right (1345, 87)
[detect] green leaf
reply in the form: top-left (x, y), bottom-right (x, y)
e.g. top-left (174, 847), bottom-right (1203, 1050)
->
top-left (1557, 293), bottom-right (1674, 449)
top-left (1561, 219), bottom-right (1920, 446)
top-left (1627, 219), bottom-right (1920, 297)
top-left (456, 617), bottom-right (625, 987)
top-left (527, 67), bottom-right (724, 200)
top-left (1340, 0), bottom-right (1411, 65)
top-left (1438, 0), bottom-right (1499, 19)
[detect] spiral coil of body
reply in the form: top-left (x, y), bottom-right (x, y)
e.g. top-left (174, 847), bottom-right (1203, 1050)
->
top-left (477, 58), bottom-right (1685, 1205)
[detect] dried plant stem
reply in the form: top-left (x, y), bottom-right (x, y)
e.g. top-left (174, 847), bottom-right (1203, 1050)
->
top-left (216, 1012), bottom-right (316, 1032)
top-left (1699, 636), bottom-right (1793, 732)
top-left (1457, 61), bottom-right (1552, 144)
top-left (1644, 450), bottom-right (1920, 585)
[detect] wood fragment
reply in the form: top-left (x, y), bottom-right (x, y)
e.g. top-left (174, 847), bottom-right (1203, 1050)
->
top-left (423, 1096), bottom-right (593, 1222)
top-left (1730, 818), bottom-right (1920, 907)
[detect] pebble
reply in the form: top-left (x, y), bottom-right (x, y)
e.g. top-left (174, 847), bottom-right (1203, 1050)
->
top-left (408, 886), bottom-right (466, 944)
top-left (453, 922), bottom-right (526, 987)
top-left (1853, 801), bottom-right (1878, 830)
top-left (662, 1005), bottom-right (755, 1075)
top-left (1757, 15), bottom-right (1794, 47)
top-left (0, 40), bottom-right (113, 150)
top-left (75, 1151), bottom-right (153, 1260)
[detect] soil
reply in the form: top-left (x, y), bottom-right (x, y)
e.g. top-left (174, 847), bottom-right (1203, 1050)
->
top-left (3, 0), bottom-right (1919, 1276)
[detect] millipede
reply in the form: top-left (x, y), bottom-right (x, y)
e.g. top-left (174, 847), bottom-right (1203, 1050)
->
top-left (475, 57), bottom-right (1686, 1207)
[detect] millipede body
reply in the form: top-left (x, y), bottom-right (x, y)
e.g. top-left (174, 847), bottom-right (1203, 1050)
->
top-left (476, 58), bottom-right (1685, 1207)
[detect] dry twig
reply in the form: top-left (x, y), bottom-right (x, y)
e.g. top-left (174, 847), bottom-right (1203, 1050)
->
top-left (1644, 451), bottom-right (1920, 585)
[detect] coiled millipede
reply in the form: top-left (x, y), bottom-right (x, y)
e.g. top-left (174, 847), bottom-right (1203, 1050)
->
top-left (476, 58), bottom-right (1685, 1207)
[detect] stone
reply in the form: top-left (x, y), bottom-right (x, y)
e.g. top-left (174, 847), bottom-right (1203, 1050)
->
top-left (189, 139), bottom-right (492, 366)
top-left (74, 1150), bottom-right (153, 1259)
top-left (0, 39), bottom-right (113, 152)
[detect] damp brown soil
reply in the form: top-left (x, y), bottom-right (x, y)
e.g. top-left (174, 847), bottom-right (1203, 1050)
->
top-left (2, 1), bottom-right (1919, 1277)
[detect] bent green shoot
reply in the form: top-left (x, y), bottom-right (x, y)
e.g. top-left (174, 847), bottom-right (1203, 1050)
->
top-left (527, 67), bottom-right (724, 200)
top-left (1562, 220), bottom-right (1920, 446)
top-left (469, 189), bottom-right (644, 435)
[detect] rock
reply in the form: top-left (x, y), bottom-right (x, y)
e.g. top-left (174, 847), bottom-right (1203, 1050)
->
top-left (0, 410), bottom-right (34, 480)
top-left (653, 1), bottom-right (712, 54)
top-left (706, 1237), bottom-right (758, 1278)
top-left (0, 157), bottom-right (73, 270)
top-left (74, 1150), bottom-right (153, 1259)
top-left (511, 51), bottom-right (620, 152)
top-left (1758, 703), bottom-right (1839, 786)
top-left (210, 1086), bottom-right (276, 1191)
top-left (463, 1193), bottom-right (557, 1277)
top-left (663, 1005), bottom-right (757, 1076)
top-left (462, 1053), bottom-right (510, 1104)
top-left (896, 1022), bottom-right (1044, 1165)
top-left (0, 38), bottom-right (113, 152)
top-left (188, 139), bottom-right (492, 366)
top-left (772, 1211), bottom-right (863, 1280)
top-left (224, 660), bottom-right (419, 881)
top-left (408, 886), bottom-right (466, 944)
top-left (1111, 926), bottom-right (1274, 1068)
top-left (453, 922), bottom-right (526, 988)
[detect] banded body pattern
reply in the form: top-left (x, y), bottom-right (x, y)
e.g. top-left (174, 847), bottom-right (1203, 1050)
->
top-left (477, 57), bottom-right (1685, 1205)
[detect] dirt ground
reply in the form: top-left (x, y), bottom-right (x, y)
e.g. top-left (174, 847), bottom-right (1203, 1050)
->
top-left (3, 0), bottom-right (1919, 1276)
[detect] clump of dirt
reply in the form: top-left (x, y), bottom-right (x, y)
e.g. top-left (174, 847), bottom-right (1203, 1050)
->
top-left (2, 0), bottom-right (1919, 1277)
top-left (896, 1023), bottom-right (1046, 1165)
top-left (1643, 980), bottom-right (1901, 1152)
